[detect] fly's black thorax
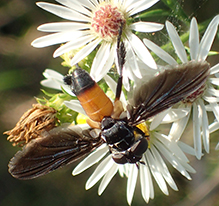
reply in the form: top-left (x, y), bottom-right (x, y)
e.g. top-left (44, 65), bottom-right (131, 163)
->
top-left (63, 68), bottom-right (95, 95)
top-left (101, 117), bottom-right (148, 164)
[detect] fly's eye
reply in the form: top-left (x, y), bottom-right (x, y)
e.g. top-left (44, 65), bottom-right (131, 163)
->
top-left (131, 138), bottom-right (148, 157)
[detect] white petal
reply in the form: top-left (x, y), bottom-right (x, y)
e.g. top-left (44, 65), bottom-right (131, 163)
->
top-left (150, 108), bottom-right (171, 131)
top-left (166, 21), bottom-right (188, 63)
top-left (70, 38), bottom-right (101, 66)
top-left (126, 33), bottom-right (157, 69)
top-left (198, 15), bottom-right (219, 61)
top-left (178, 141), bottom-right (196, 156)
top-left (146, 150), bottom-right (169, 195)
top-left (140, 155), bottom-right (154, 203)
top-left (154, 139), bottom-right (192, 180)
top-left (209, 121), bottom-right (219, 133)
top-left (37, 22), bottom-right (89, 32)
top-left (206, 86), bottom-right (219, 97)
top-left (168, 109), bottom-right (190, 142)
top-left (198, 99), bottom-right (209, 153)
top-left (209, 102), bottom-right (219, 123)
top-left (85, 155), bottom-right (114, 190)
top-left (90, 42), bottom-right (111, 82)
top-left (54, 34), bottom-right (96, 57)
top-left (143, 38), bottom-right (178, 66)
top-left (36, 2), bottom-right (90, 22)
top-left (127, 0), bottom-right (160, 16)
top-left (73, 144), bottom-right (109, 175)
top-left (151, 145), bottom-right (178, 191)
top-left (192, 102), bottom-right (202, 159)
top-left (210, 62), bottom-right (219, 75)
top-left (127, 164), bottom-right (138, 205)
top-left (64, 100), bottom-right (86, 115)
top-left (31, 31), bottom-right (82, 48)
top-left (209, 77), bottom-right (219, 86)
top-left (215, 142), bottom-right (219, 150)
top-left (55, 0), bottom-right (92, 16)
top-left (98, 163), bottom-right (119, 195)
top-left (130, 22), bottom-right (163, 33)
top-left (124, 40), bottom-right (142, 78)
top-left (189, 17), bottom-right (199, 60)
top-left (162, 108), bottom-right (190, 123)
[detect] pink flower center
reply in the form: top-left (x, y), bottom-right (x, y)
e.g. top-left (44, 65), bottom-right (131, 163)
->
top-left (91, 4), bottom-right (125, 39)
top-left (183, 84), bottom-right (206, 103)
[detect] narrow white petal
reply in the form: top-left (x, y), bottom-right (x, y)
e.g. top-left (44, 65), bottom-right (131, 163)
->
top-left (215, 142), bottom-right (219, 150)
top-left (198, 15), bottom-right (219, 61)
top-left (189, 17), bottom-right (199, 60)
top-left (209, 102), bottom-right (219, 122)
top-left (207, 87), bottom-right (219, 97)
top-left (73, 144), bottom-right (109, 175)
top-left (209, 77), bottom-right (219, 86)
top-left (54, 35), bottom-right (96, 58)
top-left (140, 155), bottom-right (153, 203)
top-left (130, 22), bottom-right (163, 33)
top-left (162, 108), bottom-right (190, 123)
top-left (178, 141), bottom-right (196, 156)
top-left (86, 155), bottom-right (114, 190)
top-left (150, 108), bottom-right (171, 130)
top-left (90, 42), bottom-right (111, 82)
top-left (151, 146), bottom-right (178, 191)
top-left (43, 68), bottom-right (63, 79)
top-left (192, 102), bottom-right (202, 159)
top-left (154, 132), bottom-right (189, 162)
top-left (127, 33), bottom-right (157, 69)
top-left (70, 38), bottom-right (101, 66)
top-left (154, 139), bottom-right (192, 180)
top-left (128, 0), bottom-right (160, 16)
top-left (31, 31), bottom-right (82, 48)
top-left (55, 0), bottom-right (92, 16)
top-left (37, 22), bottom-right (89, 32)
top-left (98, 163), bottom-right (119, 195)
top-left (198, 99), bottom-right (210, 153)
top-left (127, 164), bottom-right (138, 205)
top-left (210, 63), bottom-right (219, 75)
top-left (143, 38), bottom-right (178, 66)
top-left (64, 100), bottom-right (86, 115)
top-left (36, 2), bottom-right (91, 22)
top-left (168, 110), bottom-right (190, 142)
top-left (146, 150), bottom-right (169, 195)
top-left (166, 21), bottom-right (188, 63)
top-left (209, 121), bottom-right (219, 133)
top-left (124, 40), bottom-right (142, 78)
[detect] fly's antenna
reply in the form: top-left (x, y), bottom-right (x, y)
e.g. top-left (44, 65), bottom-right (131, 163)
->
top-left (115, 22), bottom-right (126, 101)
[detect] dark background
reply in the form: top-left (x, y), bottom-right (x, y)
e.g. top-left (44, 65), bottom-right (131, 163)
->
top-left (1, 0), bottom-right (219, 205)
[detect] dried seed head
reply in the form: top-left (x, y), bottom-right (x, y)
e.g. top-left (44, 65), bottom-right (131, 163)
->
top-left (4, 104), bottom-right (57, 146)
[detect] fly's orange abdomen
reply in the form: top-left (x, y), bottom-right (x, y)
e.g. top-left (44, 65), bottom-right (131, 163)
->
top-left (64, 67), bottom-right (113, 122)
top-left (77, 83), bottom-right (113, 122)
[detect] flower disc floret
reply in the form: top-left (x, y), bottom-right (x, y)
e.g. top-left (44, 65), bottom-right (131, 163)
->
top-left (91, 4), bottom-right (126, 40)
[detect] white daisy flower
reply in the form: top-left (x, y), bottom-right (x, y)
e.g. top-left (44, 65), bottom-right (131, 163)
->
top-left (60, 72), bottom-right (195, 205)
top-left (31, 0), bottom-right (164, 83)
top-left (143, 15), bottom-right (219, 159)
top-left (72, 122), bottom-right (195, 205)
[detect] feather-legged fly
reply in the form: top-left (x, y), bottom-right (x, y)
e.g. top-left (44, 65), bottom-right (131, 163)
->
top-left (7, 26), bottom-right (210, 179)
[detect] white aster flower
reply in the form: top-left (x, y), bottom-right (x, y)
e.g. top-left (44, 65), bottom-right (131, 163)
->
top-left (72, 122), bottom-right (195, 205)
top-left (31, 0), bottom-right (164, 84)
top-left (143, 15), bottom-right (219, 159)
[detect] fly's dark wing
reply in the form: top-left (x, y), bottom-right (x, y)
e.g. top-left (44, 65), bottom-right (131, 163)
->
top-left (127, 61), bottom-right (210, 125)
top-left (8, 124), bottom-right (103, 180)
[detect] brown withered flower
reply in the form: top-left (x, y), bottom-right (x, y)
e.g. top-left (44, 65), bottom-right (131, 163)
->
top-left (4, 104), bottom-right (57, 146)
